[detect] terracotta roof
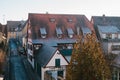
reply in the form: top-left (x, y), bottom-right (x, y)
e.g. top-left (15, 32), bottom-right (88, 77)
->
top-left (28, 13), bottom-right (94, 40)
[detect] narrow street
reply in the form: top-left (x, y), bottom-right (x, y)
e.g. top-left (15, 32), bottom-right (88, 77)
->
top-left (3, 39), bottom-right (40, 80)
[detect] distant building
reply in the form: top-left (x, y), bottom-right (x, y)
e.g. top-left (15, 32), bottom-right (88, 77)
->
top-left (91, 15), bottom-right (120, 54)
top-left (91, 15), bottom-right (120, 80)
top-left (97, 25), bottom-right (120, 54)
top-left (91, 15), bottom-right (120, 27)
top-left (7, 21), bottom-right (25, 42)
top-left (23, 13), bottom-right (94, 80)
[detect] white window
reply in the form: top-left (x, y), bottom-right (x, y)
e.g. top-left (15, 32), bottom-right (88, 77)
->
top-left (114, 33), bottom-right (118, 39)
top-left (67, 28), bottom-right (74, 38)
top-left (106, 33), bottom-right (112, 39)
top-left (40, 28), bottom-right (47, 38)
top-left (67, 18), bottom-right (72, 22)
top-left (50, 18), bottom-right (55, 22)
top-left (67, 44), bottom-right (73, 49)
top-left (56, 28), bottom-right (63, 38)
top-left (41, 34), bottom-right (47, 38)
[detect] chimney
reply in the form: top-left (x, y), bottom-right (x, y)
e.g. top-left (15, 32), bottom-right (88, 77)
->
top-left (102, 14), bottom-right (106, 24)
top-left (103, 14), bottom-right (105, 17)
top-left (46, 11), bottom-right (49, 14)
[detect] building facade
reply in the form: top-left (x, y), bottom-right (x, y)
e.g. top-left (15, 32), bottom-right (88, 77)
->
top-left (23, 13), bottom-right (94, 80)
top-left (7, 21), bottom-right (25, 42)
top-left (91, 15), bottom-right (120, 80)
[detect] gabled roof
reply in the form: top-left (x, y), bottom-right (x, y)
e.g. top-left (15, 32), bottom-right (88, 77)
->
top-left (92, 15), bottom-right (120, 28)
top-left (7, 21), bottom-right (25, 32)
top-left (98, 25), bottom-right (120, 33)
top-left (35, 45), bottom-right (57, 67)
top-left (28, 13), bottom-right (94, 40)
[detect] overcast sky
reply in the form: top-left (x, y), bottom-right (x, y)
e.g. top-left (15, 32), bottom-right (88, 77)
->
top-left (0, 0), bottom-right (120, 24)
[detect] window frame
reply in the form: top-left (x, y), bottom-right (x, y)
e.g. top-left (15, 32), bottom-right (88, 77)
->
top-left (106, 33), bottom-right (112, 39)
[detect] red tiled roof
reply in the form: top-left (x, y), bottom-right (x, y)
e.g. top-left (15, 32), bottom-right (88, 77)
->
top-left (28, 13), bottom-right (94, 39)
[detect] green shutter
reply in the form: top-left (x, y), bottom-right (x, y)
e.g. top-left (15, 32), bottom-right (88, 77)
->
top-left (55, 59), bottom-right (60, 67)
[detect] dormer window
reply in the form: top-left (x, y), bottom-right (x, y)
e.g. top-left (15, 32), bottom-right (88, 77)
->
top-left (40, 27), bottom-right (47, 38)
top-left (81, 27), bottom-right (91, 35)
top-left (67, 28), bottom-right (74, 38)
top-left (114, 33), bottom-right (118, 39)
top-left (50, 18), bottom-right (55, 22)
top-left (106, 33), bottom-right (112, 39)
top-left (56, 28), bottom-right (63, 38)
top-left (67, 18), bottom-right (72, 22)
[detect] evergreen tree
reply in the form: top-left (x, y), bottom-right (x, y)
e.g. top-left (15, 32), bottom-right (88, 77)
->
top-left (66, 33), bottom-right (111, 80)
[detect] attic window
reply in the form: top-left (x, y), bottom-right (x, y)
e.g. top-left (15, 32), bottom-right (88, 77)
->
top-left (81, 27), bottom-right (91, 35)
top-left (56, 28), bottom-right (63, 38)
top-left (67, 28), bottom-right (74, 38)
top-left (67, 18), bottom-right (72, 22)
top-left (106, 33), bottom-right (112, 39)
top-left (40, 28), bottom-right (47, 38)
top-left (55, 59), bottom-right (60, 67)
top-left (50, 18), bottom-right (56, 22)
